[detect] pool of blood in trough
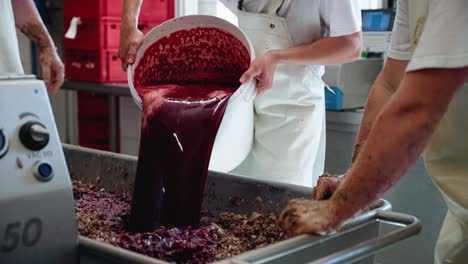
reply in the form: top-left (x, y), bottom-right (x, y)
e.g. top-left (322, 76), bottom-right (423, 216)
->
top-left (128, 27), bottom-right (250, 232)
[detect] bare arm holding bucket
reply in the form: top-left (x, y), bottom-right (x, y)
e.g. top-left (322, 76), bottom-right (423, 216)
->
top-left (119, 0), bottom-right (144, 70)
top-left (240, 31), bottom-right (362, 94)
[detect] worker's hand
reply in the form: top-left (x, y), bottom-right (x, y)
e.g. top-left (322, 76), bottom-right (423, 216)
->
top-left (39, 47), bottom-right (64, 94)
top-left (239, 51), bottom-right (278, 95)
top-left (118, 25), bottom-right (144, 71)
top-left (313, 173), bottom-right (345, 200)
top-left (280, 199), bottom-right (343, 237)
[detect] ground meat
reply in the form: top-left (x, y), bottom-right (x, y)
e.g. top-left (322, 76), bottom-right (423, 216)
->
top-left (312, 173), bottom-right (345, 200)
top-left (73, 181), bottom-right (286, 263)
top-left (210, 212), bottom-right (286, 260)
top-left (134, 27), bottom-right (250, 89)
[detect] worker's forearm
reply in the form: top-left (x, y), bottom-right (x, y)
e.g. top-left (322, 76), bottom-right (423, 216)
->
top-left (352, 59), bottom-right (409, 163)
top-left (122, 0), bottom-right (143, 28)
top-left (12, 0), bottom-right (54, 52)
top-left (352, 80), bottom-right (393, 163)
top-left (331, 68), bottom-right (467, 222)
top-left (270, 32), bottom-right (362, 66)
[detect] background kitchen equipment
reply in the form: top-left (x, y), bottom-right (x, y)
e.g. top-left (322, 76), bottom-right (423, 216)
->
top-left (323, 8), bottom-right (395, 111)
top-left (361, 9), bottom-right (396, 55)
top-left (323, 59), bottom-right (383, 110)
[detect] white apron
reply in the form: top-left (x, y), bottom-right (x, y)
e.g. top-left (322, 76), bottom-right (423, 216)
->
top-left (231, 0), bottom-right (326, 187)
top-left (0, 0), bottom-right (24, 74)
top-left (408, 1), bottom-right (468, 263)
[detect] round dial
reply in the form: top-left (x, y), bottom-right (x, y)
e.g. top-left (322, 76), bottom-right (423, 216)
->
top-left (19, 122), bottom-right (50, 151)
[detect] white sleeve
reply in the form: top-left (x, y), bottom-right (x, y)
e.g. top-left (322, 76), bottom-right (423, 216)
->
top-left (321, 0), bottom-right (362, 37)
top-left (218, 0), bottom-right (239, 15)
top-left (407, 0), bottom-right (468, 71)
top-left (387, 0), bottom-right (413, 61)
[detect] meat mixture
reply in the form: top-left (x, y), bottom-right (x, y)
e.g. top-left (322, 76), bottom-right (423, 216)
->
top-left (73, 180), bottom-right (286, 264)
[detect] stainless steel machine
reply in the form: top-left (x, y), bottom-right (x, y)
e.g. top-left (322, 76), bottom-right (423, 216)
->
top-left (0, 74), bottom-right (78, 263)
top-left (1, 75), bottom-right (422, 264)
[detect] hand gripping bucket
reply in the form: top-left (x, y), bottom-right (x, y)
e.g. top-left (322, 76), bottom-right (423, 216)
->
top-left (127, 15), bottom-right (256, 173)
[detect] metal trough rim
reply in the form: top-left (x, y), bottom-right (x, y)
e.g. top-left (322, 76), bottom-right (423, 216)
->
top-left (228, 211), bottom-right (421, 264)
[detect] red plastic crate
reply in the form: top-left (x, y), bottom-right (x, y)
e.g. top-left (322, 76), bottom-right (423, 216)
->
top-left (64, 0), bottom-right (121, 18)
top-left (64, 17), bottom-right (162, 50)
top-left (78, 118), bottom-right (110, 150)
top-left (77, 92), bottom-right (120, 152)
top-left (65, 49), bottom-right (126, 82)
top-left (63, 0), bottom-right (174, 20)
top-left (78, 118), bottom-right (110, 139)
top-left (77, 92), bottom-right (110, 116)
top-left (77, 92), bottom-right (111, 150)
top-left (140, 0), bottom-right (175, 20)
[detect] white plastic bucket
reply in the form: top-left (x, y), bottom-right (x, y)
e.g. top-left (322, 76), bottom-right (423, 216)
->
top-left (127, 15), bottom-right (256, 173)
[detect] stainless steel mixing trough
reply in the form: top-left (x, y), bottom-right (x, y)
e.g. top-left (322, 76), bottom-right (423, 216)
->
top-left (63, 144), bottom-right (421, 264)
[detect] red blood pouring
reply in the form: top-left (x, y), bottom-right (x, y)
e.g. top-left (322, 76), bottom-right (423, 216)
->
top-left (128, 27), bottom-right (250, 232)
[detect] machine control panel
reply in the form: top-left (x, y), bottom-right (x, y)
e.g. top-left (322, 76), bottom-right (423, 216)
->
top-left (0, 129), bottom-right (7, 158)
top-left (19, 121), bottom-right (50, 151)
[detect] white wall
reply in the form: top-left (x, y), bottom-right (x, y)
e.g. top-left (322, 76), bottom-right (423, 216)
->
top-left (198, 0), bottom-right (237, 24)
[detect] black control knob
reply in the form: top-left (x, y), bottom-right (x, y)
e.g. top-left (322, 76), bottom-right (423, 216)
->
top-left (0, 129), bottom-right (8, 158)
top-left (19, 122), bottom-right (50, 151)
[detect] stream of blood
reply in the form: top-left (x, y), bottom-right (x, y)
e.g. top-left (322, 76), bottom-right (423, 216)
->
top-left (128, 27), bottom-right (250, 232)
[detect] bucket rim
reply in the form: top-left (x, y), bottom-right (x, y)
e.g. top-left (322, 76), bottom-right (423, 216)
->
top-left (127, 15), bottom-right (255, 110)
